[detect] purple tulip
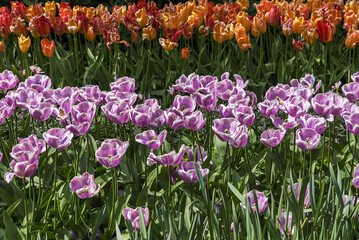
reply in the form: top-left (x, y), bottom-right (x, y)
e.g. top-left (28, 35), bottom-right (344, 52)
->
top-left (110, 77), bottom-right (136, 92)
top-left (177, 161), bottom-right (209, 183)
top-left (186, 145), bottom-right (207, 163)
top-left (258, 100), bottom-right (279, 118)
top-left (79, 85), bottom-right (102, 105)
top-left (285, 96), bottom-right (311, 118)
top-left (193, 89), bottom-right (217, 112)
top-left (199, 75), bottom-right (218, 94)
top-left (43, 128), bottom-right (74, 150)
top-left (53, 98), bottom-right (73, 122)
top-left (95, 139), bottom-right (129, 167)
top-left (260, 129), bottom-right (286, 147)
top-left (29, 102), bottom-right (53, 121)
top-left (342, 82), bottom-right (359, 102)
top-left (130, 104), bottom-right (153, 127)
top-left (102, 101), bottom-right (131, 125)
top-left (287, 183), bottom-right (311, 208)
top-left (240, 190), bottom-right (268, 214)
top-left (230, 125), bottom-right (248, 148)
top-left (4, 158), bottom-right (38, 183)
top-left (53, 86), bottom-right (79, 105)
top-left (0, 70), bottom-right (19, 90)
top-left (0, 97), bottom-right (15, 123)
top-left (71, 101), bottom-right (96, 123)
top-left (15, 88), bottom-right (43, 110)
top-left (234, 105), bottom-right (255, 127)
top-left (271, 116), bottom-right (298, 129)
top-left (66, 121), bottom-right (91, 136)
top-left (212, 118), bottom-right (242, 142)
top-left (265, 86), bottom-right (289, 102)
top-left (296, 128), bottom-right (321, 150)
top-left (341, 102), bottom-right (359, 119)
top-left (184, 111), bottom-right (206, 131)
top-left (105, 91), bottom-right (137, 106)
top-left (218, 104), bottom-right (236, 118)
top-left (244, 91), bottom-right (258, 108)
top-left (344, 113), bottom-right (359, 135)
top-left (311, 93), bottom-right (333, 116)
top-left (135, 130), bottom-right (167, 149)
top-left (276, 210), bottom-right (294, 237)
top-left (299, 114), bottom-right (326, 134)
top-left (10, 134), bottom-right (46, 162)
top-left (70, 172), bottom-right (101, 199)
top-left (25, 74), bottom-right (51, 93)
top-left (173, 95), bottom-right (196, 115)
top-left (165, 108), bottom-right (186, 130)
top-left (230, 222), bottom-right (242, 233)
top-left (148, 107), bottom-right (165, 128)
top-left (147, 145), bottom-right (186, 166)
top-left (172, 73), bottom-right (200, 94)
top-left (352, 72), bottom-right (359, 83)
top-left (122, 207), bottom-right (150, 231)
top-left (216, 79), bottom-right (237, 101)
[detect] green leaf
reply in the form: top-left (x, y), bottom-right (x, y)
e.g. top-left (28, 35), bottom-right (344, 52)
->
top-left (91, 205), bottom-right (106, 240)
top-left (3, 212), bottom-right (24, 240)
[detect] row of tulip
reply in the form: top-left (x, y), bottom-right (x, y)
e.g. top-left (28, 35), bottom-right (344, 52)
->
top-left (0, 67), bottom-right (358, 239)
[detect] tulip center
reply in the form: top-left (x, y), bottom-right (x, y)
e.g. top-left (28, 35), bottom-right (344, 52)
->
top-left (26, 98), bottom-right (30, 102)
top-left (152, 136), bottom-right (157, 140)
top-left (305, 138), bottom-right (310, 143)
top-left (224, 129), bottom-right (229, 133)
top-left (4, 79), bottom-right (8, 81)
top-left (84, 185), bottom-right (88, 188)
top-left (180, 106), bottom-right (185, 111)
top-left (226, 88), bottom-right (230, 92)
top-left (108, 154), bottom-right (113, 158)
top-left (59, 109), bottom-right (65, 117)
top-left (284, 119), bottom-right (288, 122)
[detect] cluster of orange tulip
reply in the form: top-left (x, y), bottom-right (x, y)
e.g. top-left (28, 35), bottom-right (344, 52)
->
top-left (0, 0), bottom-right (358, 58)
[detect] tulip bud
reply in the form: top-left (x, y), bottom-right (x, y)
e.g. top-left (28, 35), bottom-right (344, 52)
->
top-left (182, 47), bottom-right (189, 60)
top-left (41, 39), bottom-right (55, 57)
top-left (0, 41), bottom-right (5, 53)
top-left (85, 26), bottom-right (96, 42)
top-left (18, 34), bottom-right (31, 53)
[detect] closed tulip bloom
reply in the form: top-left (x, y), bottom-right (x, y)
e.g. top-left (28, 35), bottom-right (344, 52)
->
top-left (311, 93), bottom-right (333, 116)
top-left (260, 129), bottom-right (286, 147)
top-left (71, 101), bottom-right (96, 123)
top-left (316, 20), bottom-right (333, 43)
top-left (185, 111), bottom-right (206, 131)
top-left (292, 17), bottom-right (304, 34)
top-left (267, 5), bottom-right (280, 26)
top-left (131, 104), bottom-right (153, 127)
top-left (122, 207), bottom-right (150, 231)
top-left (296, 128), bottom-right (321, 150)
top-left (52, 17), bottom-right (67, 36)
top-left (70, 172), bottom-right (101, 199)
top-left (344, 113), bottom-right (359, 135)
top-left (85, 26), bottom-right (96, 41)
top-left (342, 82), bottom-right (359, 102)
top-left (29, 102), bottom-right (53, 121)
top-left (287, 183), bottom-right (311, 208)
top-left (230, 124), bottom-right (248, 148)
top-left (277, 210), bottom-right (294, 237)
top-left (41, 38), bottom-right (55, 57)
top-left (101, 101), bottom-right (131, 125)
top-left (0, 70), bottom-right (19, 90)
top-left (258, 99), bottom-right (279, 118)
top-left (135, 130), bottom-right (167, 149)
top-left (18, 34), bottom-right (31, 53)
top-left (147, 145), bottom-right (186, 167)
top-left (43, 128), bottom-right (74, 150)
top-left (66, 121), bottom-right (91, 136)
top-left (182, 47), bottom-right (189, 60)
top-left (177, 161), bottom-right (209, 183)
top-left (193, 89), bottom-right (217, 112)
top-left (25, 74), bottom-right (52, 93)
top-left (299, 114), bottom-right (326, 134)
top-left (35, 15), bottom-right (51, 38)
top-left (95, 139), bottom-right (129, 167)
top-left (240, 190), bottom-right (268, 214)
top-left (45, 1), bottom-right (56, 18)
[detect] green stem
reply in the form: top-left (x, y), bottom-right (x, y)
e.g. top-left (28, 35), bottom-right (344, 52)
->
top-left (74, 34), bottom-right (80, 86)
top-left (24, 178), bottom-right (29, 240)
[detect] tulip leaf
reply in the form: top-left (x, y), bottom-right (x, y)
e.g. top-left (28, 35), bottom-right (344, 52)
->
top-left (3, 212), bottom-right (24, 240)
top-left (91, 205), bottom-right (106, 240)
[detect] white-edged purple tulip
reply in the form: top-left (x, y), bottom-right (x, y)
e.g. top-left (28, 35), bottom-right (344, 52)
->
top-left (299, 114), bottom-right (326, 134)
top-left (70, 172), bottom-right (101, 199)
top-left (342, 82), bottom-right (359, 102)
top-left (184, 110), bottom-right (206, 131)
top-left (260, 129), bottom-right (286, 147)
top-left (43, 128), bottom-right (74, 150)
top-left (25, 74), bottom-right (51, 93)
top-left (122, 207), bottom-right (150, 231)
top-left (135, 130), bottom-right (167, 149)
top-left (95, 139), bottom-right (129, 167)
top-left (240, 190), bottom-right (268, 214)
top-left (295, 128), bottom-right (321, 150)
top-left (0, 70), bottom-right (19, 90)
top-left (177, 161), bottom-right (209, 183)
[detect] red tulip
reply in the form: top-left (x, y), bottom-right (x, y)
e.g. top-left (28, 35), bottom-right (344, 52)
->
top-left (316, 20), bottom-right (333, 43)
top-left (35, 15), bottom-right (51, 38)
top-left (292, 39), bottom-right (305, 51)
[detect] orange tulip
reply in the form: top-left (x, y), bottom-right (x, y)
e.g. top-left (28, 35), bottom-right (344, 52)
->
top-left (159, 38), bottom-right (178, 51)
top-left (344, 11), bottom-right (358, 30)
top-left (26, 4), bottom-right (44, 19)
top-left (326, 9), bottom-right (342, 26)
top-left (18, 34), bottom-right (31, 53)
top-left (67, 18), bottom-right (79, 34)
top-left (182, 47), bottom-right (190, 60)
top-left (132, 31), bottom-right (140, 45)
top-left (254, 0), bottom-right (272, 13)
top-left (0, 41), bottom-right (5, 53)
top-left (181, 22), bottom-right (194, 39)
top-left (235, 23), bottom-right (251, 51)
top-left (186, 0), bottom-right (196, 13)
top-left (345, 30), bottom-right (359, 49)
top-left (345, 1), bottom-right (359, 15)
top-left (237, 0), bottom-right (249, 11)
top-left (85, 26), bottom-right (96, 42)
top-left (135, 8), bottom-right (147, 28)
top-left (188, 7), bottom-right (205, 28)
top-left (198, 25), bottom-right (210, 36)
top-left (41, 39), bottom-right (55, 57)
top-left (213, 22), bottom-right (229, 43)
top-left (45, 1), bottom-right (56, 18)
top-left (95, 4), bottom-right (108, 17)
top-left (142, 26), bottom-right (156, 41)
top-left (11, 1), bottom-right (27, 18)
top-left (251, 15), bottom-right (267, 38)
top-left (302, 27), bottom-right (318, 45)
top-left (236, 11), bottom-right (251, 32)
top-left (292, 17), bottom-right (304, 34)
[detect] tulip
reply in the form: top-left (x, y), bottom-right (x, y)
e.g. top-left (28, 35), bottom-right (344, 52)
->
top-left (131, 104), bottom-right (153, 127)
top-left (4, 158), bottom-right (38, 183)
top-left (53, 86), bottom-right (79, 105)
top-left (186, 145), bottom-right (208, 163)
top-left (342, 82), bottom-right (359, 102)
top-left (122, 207), bottom-right (150, 231)
top-left (287, 183), bottom-right (311, 208)
top-left (102, 101), bottom-right (131, 125)
top-left (240, 190), bottom-right (268, 213)
top-left (177, 161), bottom-right (209, 183)
top-left (135, 130), bottom-right (167, 149)
top-left (311, 93), bottom-right (333, 116)
top-left (296, 128), bottom-right (321, 150)
top-left (352, 72), bottom-right (359, 83)
top-left (79, 85), bottom-right (102, 104)
top-left (52, 17), bottom-right (67, 36)
top-left (184, 110), bottom-right (206, 131)
top-left (25, 74), bottom-right (52, 93)
top-left (0, 70), bottom-right (19, 90)
top-left (216, 79), bottom-right (238, 101)
top-left (41, 39), bottom-right (55, 57)
top-left (0, 41), bottom-right (5, 52)
top-left (85, 26), bottom-right (96, 41)
top-left (70, 172), bottom-right (101, 199)
top-left (182, 47), bottom-right (189, 60)
top-left (193, 89), bottom-right (217, 112)
top-left (71, 101), bottom-right (96, 123)
top-left (29, 102), bottom-right (53, 121)
top-left (43, 128), bottom-right (74, 150)
top-left (76, 11), bottom-right (89, 34)
top-left (344, 113), bottom-right (359, 135)
top-left (35, 15), bottom-right (51, 38)
top-left (282, 20), bottom-right (293, 36)
top-left (292, 39), bottom-right (305, 51)
top-left (18, 34), bottom-right (31, 53)
top-left (212, 118), bottom-right (242, 142)
top-left (316, 20), bottom-right (333, 43)
top-left (110, 77), bottom-right (136, 92)
top-left (251, 15), bottom-right (267, 38)
top-left (292, 17), bottom-right (304, 34)
top-left (66, 121), bottom-right (91, 136)
top-left (45, 1), bottom-right (56, 18)
top-left (0, 98), bottom-right (15, 121)
top-left (159, 38), bottom-right (178, 51)
top-left (258, 99), bottom-right (279, 118)
top-left (260, 129), bottom-right (286, 148)
top-left (353, 164), bottom-right (359, 188)
top-left (285, 96), bottom-right (311, 118)
top-left (173, 95), bottom-right (196, 115)
top-left (142, 26), bottom-right (156, 41)
top-left (172, 73), bottom-right (200, 94)
top-left (165, 108), bottom-right (186, 130)
top-left (95, 139), bottom-right (129, 167)
top-left (276, 210), bottom-right (294, 237)
top-left (15, 88), bottom-right (43, 110)
top-left (234, 105), bottom-right (255, 127)
top-left (299, 114), bottom-right (326, 134)
top-left (267, 5), bottom-right (280, 26)
top-left (147, 145), bottom-right (185, 167)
